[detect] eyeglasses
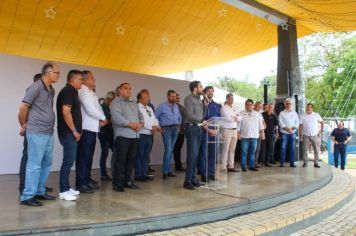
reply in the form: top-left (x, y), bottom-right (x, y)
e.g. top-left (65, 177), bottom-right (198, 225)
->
top-left (49, 71), bottom-right (60, 75)
top-left (146, 109), bottom-right (152, 117)
top-left (286, 103), bottom-right (291, 105)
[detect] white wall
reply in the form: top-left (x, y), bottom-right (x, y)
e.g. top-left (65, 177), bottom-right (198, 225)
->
top-left (0, 54), bottom-right (190, 175)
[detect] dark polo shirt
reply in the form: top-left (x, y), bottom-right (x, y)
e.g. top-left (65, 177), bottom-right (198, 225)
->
top-left (56, 84), bottom-right (82, 135)
top-left (22, 79), bottom-right (55, 134)
top-left (331, 128), bottom-right (351, 143)
top-left (262, 111), bottom-right (278, 136)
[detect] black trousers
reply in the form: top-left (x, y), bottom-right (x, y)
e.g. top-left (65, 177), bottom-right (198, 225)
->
top-left (112, 136), bottom-right (139, 187)
top-left (173, 133), bottom-right (184, 169)
top-left (19, 134), bottom-right (28, 194)
top-left (260, 135), bottom-right (275, 164)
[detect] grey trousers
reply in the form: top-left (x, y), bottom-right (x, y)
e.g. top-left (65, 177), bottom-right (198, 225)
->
top-left (303, 135), bottom-right (320, 164)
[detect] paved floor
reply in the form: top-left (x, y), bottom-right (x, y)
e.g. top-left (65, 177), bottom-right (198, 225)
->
top-left (291, 169), bottom-right (356, 236)
top-left (141, 168), bottom-right (355, 236)
top-left (0, 163), bottom-right (330, 234)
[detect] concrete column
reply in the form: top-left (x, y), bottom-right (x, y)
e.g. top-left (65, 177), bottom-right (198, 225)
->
top-left (276, 22), bottom-right (304, 114)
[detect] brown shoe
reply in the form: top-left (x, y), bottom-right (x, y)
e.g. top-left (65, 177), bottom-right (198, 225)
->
top-left (228, 168), bottom-right (240, 172)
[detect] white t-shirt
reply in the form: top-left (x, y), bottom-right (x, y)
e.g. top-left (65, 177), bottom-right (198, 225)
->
top-left (79, 85), bottom-right (106, 132)
top-left (220, 104), bottom-right (242, 129)
top-left (238, 110), bottom-right (264, 139)
top-left (279, 110), bottom-right (299, 134)
top-left (138, 103), bottom-right (159, 135)
top-left (299, 112), bottom-right (323, 136)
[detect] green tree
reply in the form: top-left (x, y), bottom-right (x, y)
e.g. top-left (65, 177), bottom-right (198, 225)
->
top-left (300, 33), bottom-right (356, 117)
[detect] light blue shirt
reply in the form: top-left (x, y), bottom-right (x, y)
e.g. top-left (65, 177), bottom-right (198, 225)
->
top-left (155, 102), bottom-right (181, 127)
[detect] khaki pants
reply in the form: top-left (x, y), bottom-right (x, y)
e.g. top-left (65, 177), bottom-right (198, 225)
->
top-left (303, 135), bottom-right (319, 164)
top-left (221, 128), bottom-right (237, 169)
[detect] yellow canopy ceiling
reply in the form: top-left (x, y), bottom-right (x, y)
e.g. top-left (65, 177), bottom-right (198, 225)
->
top-left (0, 0), bottom-right (355, 75)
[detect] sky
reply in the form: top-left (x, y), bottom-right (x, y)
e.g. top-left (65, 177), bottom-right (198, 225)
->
top-left (162, 47), bottom-right (278, 86)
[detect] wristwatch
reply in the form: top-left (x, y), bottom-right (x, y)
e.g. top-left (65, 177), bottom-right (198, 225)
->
top-left (71, 128), bottom-right (77, 133)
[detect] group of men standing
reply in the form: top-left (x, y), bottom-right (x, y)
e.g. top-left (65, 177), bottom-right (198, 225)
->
top-left (17, 62), bottom-right (331, 207)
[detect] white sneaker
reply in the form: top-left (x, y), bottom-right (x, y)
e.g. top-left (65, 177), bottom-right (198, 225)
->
top-left (69, 188), bottom-right (80, 196)
top-left (59, 191), bottom-right (77, 201)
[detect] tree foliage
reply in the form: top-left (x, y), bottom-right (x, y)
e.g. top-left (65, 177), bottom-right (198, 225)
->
top-left (211, 32), bottom-right (356, 118)
top-left (210, 74), bottom-right (277, 103)
top-left (301, 33), bottom-right (356, 117)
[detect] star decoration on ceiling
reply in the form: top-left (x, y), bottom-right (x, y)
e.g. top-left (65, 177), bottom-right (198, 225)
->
top-left (212, 47), bottom-right (219, 56)
top-left (218, 8), bottom-right (228, 17)
top-left (281, 22), bottom-right (289, 30)
top-left (116, 24), bottom-right (126, 36)
top-left (161, 34), bottom-right (169, 46)
top-left (45, 6), bottom-right (56, 20)
top-left (256, 22), bottom-right (262, 32)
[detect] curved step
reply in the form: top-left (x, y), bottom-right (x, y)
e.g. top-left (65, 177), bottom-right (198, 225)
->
top-left (141, 168), bottom-right (355, 236)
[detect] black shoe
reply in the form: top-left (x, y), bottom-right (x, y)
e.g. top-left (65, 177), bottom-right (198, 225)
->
top-left (248, 167), bottom-right (259, 171)
top-left (200, 176), bottom-right (207, 182)
top-left (124, 182), bottom-right (140, 189)
top-left (209, 175), bottom-right (216, 181)
top-left (135, 176), bottom-right (147, 182)
top-left (45, 186), bottom-right (53, 192)
top-left (167, 172), bottom-right (176, 177)
top-left (228, 168), bottom-right (240, 172)
top-left (162, 174), bottom-right (168, 180)
top-left (264, 163), bottom-right (272, 167)
top-left (21, 197), bottom-right (43, 206)
top-left (77, 185), bottom-right (95, 193)
top-left (148, 167), bottom-right (155, 172)
top-left (175, 167), bottom-right (186, 172)
top-left (88, 183), bottom-right (100, 189)
top-left (192, 178), bottom-right (201, 187)
top-left (112, 185), bottom-right (125, 192)
top-left (101, 175), bottom-right (112, 181)
top-left (90, 178), bottom-right (99, 184)
top-left (314, 164), bottom-right (320, 168)
top-left (290, 165), bottom-right (297, 168)
top-left (341, 167), bottom-right (345, 170)
top-left (270, 161), bottom-right (277, 164)
top-left (183, 183), bottom-right (195, 190)
top-left (302, 163), bottom-right (307, 167)
top-left (335, 165), bottom-right (338, 168)
top-left (145, 176), bottom-right (154, 181)
top-left (255, 164), bottom-right (262, 168)
top-left (35, 193), bottom-right (56, 200)
top-left (241, 168), bottom-right (247, 172)
top-left (280, 164), bottom-right (284, 168)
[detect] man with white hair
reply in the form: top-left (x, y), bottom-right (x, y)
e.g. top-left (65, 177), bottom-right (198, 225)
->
top-left (278, 98), bottom-right (299, 167)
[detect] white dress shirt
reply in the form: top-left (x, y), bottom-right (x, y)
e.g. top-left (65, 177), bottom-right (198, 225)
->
top-left (300, 112), bottom-right (323, 136)
top-left (78, 85), bottom-right (106, 132)
top-left (138, 103), bottom-right (159, 135)
top-left (220, 104), bottom-right (242, 129)
top-left (279, 110), bottom-right (299, 134)
top-left (238, 110), bottom-right (264, 139)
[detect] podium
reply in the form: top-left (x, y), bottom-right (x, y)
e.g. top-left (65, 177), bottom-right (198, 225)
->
top-left (200, 117), bottom-right (233, 190)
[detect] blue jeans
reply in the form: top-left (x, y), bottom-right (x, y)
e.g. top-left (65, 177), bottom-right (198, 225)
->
top-left (280, 133), bottom-right (296, 165)
top-left (21, 132), bottom-right (54, 201)
top-left (198, 131), bottom-right (217, 177)
top-left (240, 138), bottom-right (258, 169)
top-left (59, 133), bottom-right (78, 193)
top-left (135, 134), bottom-right (153, 178)
top-left (98, 131), bottom-right (113, 177)
top-left (76, 130), bottom-right (97, 187)
top-left (184, 124), bottom-right (202, 184)
top-left (161, 126), bottom-right (178, 174)
top-left (334, 144), bottom-right (347, 169)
